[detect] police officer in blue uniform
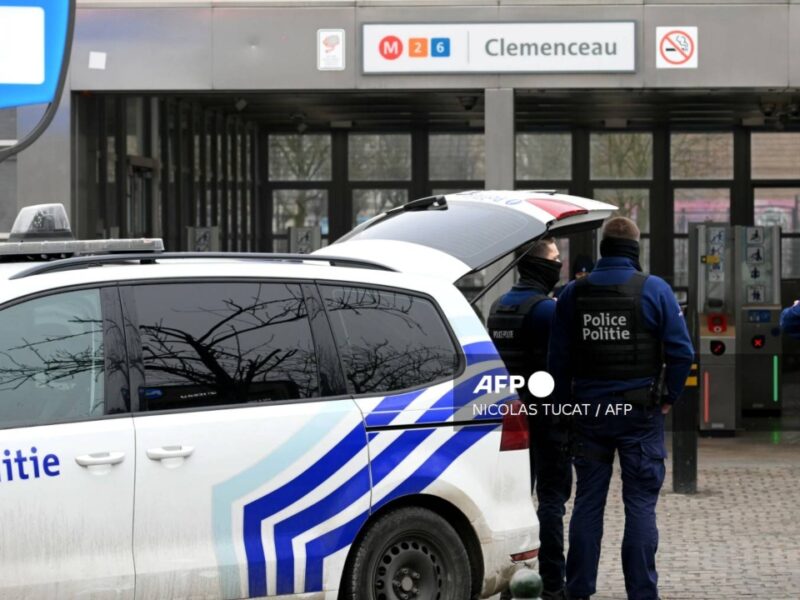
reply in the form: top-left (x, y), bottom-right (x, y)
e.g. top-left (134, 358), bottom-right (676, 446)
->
top-left (549, 217), bottom-right (694, 600)
top-left (488, 237), bottom-right (572, 600)
top-left (781, 300), bottom-right (800, 338)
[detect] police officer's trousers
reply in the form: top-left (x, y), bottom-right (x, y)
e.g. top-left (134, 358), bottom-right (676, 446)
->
top-left (530, 414), bottom-right (573, 594)
top-left (566, 398), bottom-right (666, 600)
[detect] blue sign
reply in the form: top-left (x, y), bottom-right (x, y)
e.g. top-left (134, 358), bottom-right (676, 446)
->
top-left (0, 0), bottom-right (71, 109)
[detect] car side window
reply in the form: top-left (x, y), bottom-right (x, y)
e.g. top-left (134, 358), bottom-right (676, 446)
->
top-left (320, 285), bottom-right (459, 395)
top-left (131, 282), bottom-right (319, 411)
top-left (0, 289), bottom-right (106, 428)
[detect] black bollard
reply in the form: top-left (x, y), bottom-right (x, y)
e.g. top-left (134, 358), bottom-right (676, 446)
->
top-left (672, 361), bottom-right (698, 494)
top-left (509, 569), bottom-right (543, 600)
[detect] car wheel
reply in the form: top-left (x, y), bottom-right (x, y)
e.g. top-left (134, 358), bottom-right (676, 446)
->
top-left (342, 506), bottom-right (472, 600)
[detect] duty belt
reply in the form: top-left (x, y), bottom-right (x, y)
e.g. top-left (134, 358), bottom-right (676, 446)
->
top-left (609, 387), bottom-right (658, 410)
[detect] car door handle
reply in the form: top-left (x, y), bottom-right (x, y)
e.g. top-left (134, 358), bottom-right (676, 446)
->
top-left (146, 445), bottom-right (194, 461)
top-left (75, 451), bottom-right (126, 467)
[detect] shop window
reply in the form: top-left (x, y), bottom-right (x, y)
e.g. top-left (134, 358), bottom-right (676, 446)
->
top-left (349, 134), bottom-right (411, 181)
top-left (353, 189), bottom-right (408, 225)
top-left (671, 133), bottom-right (733, 180)
top-left (268, 134), bottom-right (331, 181)
top-left (673, 188), bottom-right (731, 234)
top-left (751, 133), bottom-right (800, 180)
top-left (590, 133), bottom-right (652, 180)
top-left (429, 134), bottom-right (485, 181)
top-left (516, 133), bottom-right (571, 180)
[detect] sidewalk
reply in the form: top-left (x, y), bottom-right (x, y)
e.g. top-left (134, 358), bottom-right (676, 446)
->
top-left (586, 432), bottom-right (800, 600)
top-left (491, 372), bottom-right (800, 600)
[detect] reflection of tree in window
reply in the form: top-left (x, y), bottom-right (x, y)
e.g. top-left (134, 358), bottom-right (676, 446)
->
top-left (268, 135), bottom-right (332, 181)
top-left (516, 133), bottom-right (571, 181)
top-left (349, 134), bottom-right (412, 181)
top-left (322, 286), bottom-right (458, 394)
top-left (273, 189), bottom-right (328, 233)
top-left (670, 133), bottom-right (733, 180)
top-left (135, 283), bottom-right (319, 410)
top-left (591, 133), bottom-right (652, 180)
top-left (594, 189), bottom-right (650, 233)
top-left (0, 290), bottom-right (105, 427)
top-left (429, 134), bottom-right (485, 181)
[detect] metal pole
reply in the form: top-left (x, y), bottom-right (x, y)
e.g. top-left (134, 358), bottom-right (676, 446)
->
top-left (672, 360), bottom-right (699, 494)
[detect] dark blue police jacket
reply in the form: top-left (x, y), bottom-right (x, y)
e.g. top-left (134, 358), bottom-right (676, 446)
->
top-left (549, 256), bottom-right (694, 405)
top-left (497, 282), bottom-right (556, 363)
top-left (780, 303), bottom-right (800, 339)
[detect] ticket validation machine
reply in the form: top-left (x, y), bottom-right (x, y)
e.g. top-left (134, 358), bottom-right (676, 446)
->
top-left (689, 224), bottom-right (738, 432)
top-left (689, 224), bottom-right (782, 433)
top-left (734, 225), bottom-right (782, 415)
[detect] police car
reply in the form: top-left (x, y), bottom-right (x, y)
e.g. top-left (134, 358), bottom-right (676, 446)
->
top-left (0, 192), bottom-right (614, 600)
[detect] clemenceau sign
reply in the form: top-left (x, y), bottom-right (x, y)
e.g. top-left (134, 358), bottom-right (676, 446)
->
top-left (362, 22), bottom-right (636, 74)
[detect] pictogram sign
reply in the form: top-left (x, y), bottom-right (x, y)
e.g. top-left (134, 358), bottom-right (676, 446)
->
top-left (656, 27), bottom-right (698, 69)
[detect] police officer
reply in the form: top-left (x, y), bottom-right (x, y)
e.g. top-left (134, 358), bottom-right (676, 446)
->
top-left (780, 300), bottom-right (800, 338)
top-left (548, 217), bottom-right (693, 600)
top-left (488, 237), bottom-right (572, 600)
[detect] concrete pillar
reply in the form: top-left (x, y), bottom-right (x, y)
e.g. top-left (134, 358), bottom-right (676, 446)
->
top-left (16, 81), bottom-right (72, 222)
top-left (484, 88), bottom-right (515, 189)
top-left (477, 88), bottom-right (516, 320)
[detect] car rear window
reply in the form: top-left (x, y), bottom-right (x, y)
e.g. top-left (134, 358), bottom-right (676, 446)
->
top-left (131, 282), bottom-right (319, 411)
top-left (335, 202), bottom-right (545, 270)
top-left (320, 285), bottom-right (459, 395)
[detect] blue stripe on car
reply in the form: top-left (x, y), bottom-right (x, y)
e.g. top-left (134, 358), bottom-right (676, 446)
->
top-left (303, 423), bottom-right (499, 591)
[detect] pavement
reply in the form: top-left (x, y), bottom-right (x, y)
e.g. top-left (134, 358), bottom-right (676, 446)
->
top-left (492, 376), bottom-right (800, 600)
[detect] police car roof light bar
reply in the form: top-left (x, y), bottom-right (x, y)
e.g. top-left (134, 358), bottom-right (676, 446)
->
top-left (9, 252), bottom-right (395, 280)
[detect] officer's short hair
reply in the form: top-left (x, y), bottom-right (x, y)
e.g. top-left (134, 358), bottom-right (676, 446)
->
top-left (518, 237), bottom-right (557, 260)
top-left (602, 217), bottom-right (640, 242)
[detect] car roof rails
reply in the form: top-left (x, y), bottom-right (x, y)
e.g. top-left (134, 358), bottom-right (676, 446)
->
top-left (9, 252), bottom-right (395, 280)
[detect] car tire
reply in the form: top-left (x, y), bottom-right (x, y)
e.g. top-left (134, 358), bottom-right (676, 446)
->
top-left (342, 506), bottom-right (472, 600)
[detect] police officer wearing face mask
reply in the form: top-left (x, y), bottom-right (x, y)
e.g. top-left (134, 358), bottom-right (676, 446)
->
top-left (488, 237), bottom-right (571, 600)
top-left (549, 217), bottom-right (693, 600)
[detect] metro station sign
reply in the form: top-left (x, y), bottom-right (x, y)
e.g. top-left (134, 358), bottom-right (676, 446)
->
top-left (362, 22), bottom-right (636, 74)
top-left (0, 0), bottom-right (72, 109)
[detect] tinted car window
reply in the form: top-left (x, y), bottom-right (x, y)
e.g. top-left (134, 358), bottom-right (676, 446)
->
top-left (132, 282), bottom-right (319, 410)
top-left (321, 285), bottom-right (459, 394)
top-left (335, 201), bottom-right (545, 271)
top-left (0, 289), bottom-right (105, 428)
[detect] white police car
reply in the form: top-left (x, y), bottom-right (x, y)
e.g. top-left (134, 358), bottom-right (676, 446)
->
top-left (0, 192), bottom-right (614, 600)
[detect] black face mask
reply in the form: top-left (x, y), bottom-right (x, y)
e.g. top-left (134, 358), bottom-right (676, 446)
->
top-left (600, 237), bottom-right (642, 272)
top-left (517, 256), bottom-right (562, 293)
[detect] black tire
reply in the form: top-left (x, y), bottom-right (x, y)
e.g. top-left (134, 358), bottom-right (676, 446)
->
top-left (342, 506), bottom-right (472, 600)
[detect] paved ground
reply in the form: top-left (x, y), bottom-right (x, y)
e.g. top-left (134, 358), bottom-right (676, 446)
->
top-left (494, 377), bottom-right (800, 599)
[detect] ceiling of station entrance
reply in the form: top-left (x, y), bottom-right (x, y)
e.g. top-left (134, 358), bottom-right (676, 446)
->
top-left (162, 89), bottom-right (800, 129)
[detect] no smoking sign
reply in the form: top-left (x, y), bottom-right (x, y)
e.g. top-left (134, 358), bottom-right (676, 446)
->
top-left (656, 26), bottom-right (698, 69)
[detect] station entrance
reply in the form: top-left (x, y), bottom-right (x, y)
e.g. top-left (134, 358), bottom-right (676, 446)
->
top-left (72, 88), bottom-right (800, 427)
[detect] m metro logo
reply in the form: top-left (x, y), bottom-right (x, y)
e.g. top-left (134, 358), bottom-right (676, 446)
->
top-left (378, 35), bottom-right (403, 60)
